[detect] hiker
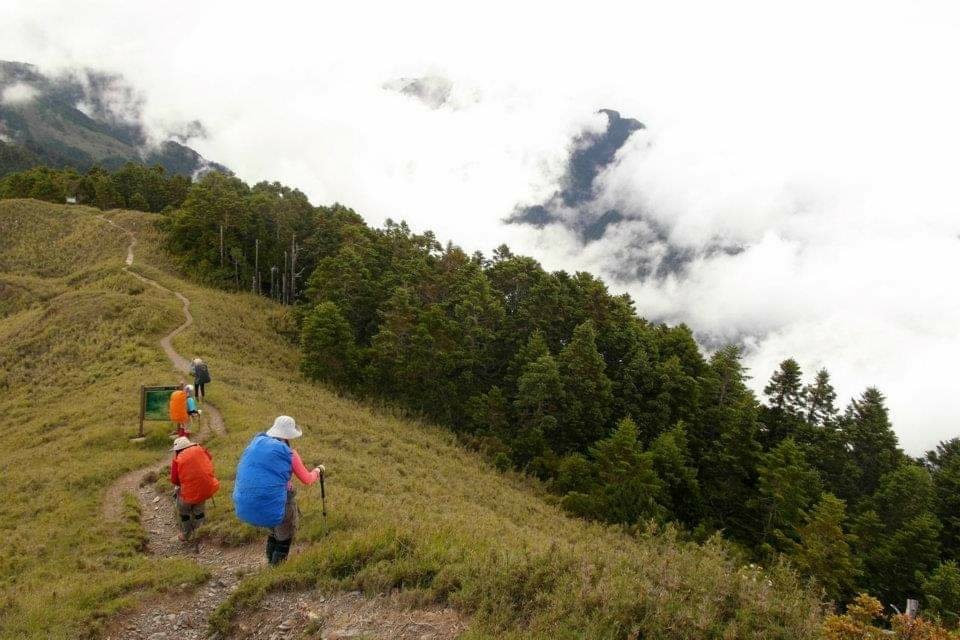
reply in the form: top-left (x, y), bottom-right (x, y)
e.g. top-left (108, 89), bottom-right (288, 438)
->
top-left (185, 384), bottom-right (201, 418)
top-left (190, 357), bottom-right (211, 403)
top-left (169, 383), bottom-right (190, 437)
top-left (170, 436), bottom-right (220, 541)
top-left (233, 415), bottom-right (324, 565)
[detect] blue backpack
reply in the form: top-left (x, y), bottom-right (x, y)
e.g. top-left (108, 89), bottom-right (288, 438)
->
top-left (233, 433), bottom-right (292, 527)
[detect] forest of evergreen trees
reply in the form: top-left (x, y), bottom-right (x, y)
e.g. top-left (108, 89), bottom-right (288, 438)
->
top-left (6, 165), bottom-right (960, 622)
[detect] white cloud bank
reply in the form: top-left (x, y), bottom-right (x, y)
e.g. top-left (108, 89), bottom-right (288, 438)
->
top-left (2, 0), bottom-right (959, 452)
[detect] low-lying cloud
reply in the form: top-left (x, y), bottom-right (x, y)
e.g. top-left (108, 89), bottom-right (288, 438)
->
top-left (3, 0), bottom-right (960, 452)
top-left (1, 81), bottom-right (38, 105)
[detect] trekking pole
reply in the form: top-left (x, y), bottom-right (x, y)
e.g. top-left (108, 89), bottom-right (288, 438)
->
top-left (320, 473), bottom-right (327, 520)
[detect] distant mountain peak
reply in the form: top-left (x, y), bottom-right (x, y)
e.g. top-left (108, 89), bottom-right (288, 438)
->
top-left (508, 108), bottom-right (644, 234)
top-left (0, 60), bottom-right (228, 178)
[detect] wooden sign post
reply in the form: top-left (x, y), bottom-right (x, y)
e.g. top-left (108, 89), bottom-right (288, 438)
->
top-left (135, 384), bottom-right (180, 440)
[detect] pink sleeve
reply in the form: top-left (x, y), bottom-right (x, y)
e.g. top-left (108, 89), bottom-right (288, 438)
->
top-left (291, 449), bottom-right (319, 485)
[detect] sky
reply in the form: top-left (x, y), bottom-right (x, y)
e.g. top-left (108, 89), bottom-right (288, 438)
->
top-left (3, 0), bottom-right (959, 453)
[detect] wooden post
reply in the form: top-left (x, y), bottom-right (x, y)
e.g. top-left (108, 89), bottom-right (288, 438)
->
top-left (219, 224), bottom-right (224, 268)
top-left (137, 385), bottom-right (146, 439)
top-left (290, 234), bottom-right (297, 301)
top-left (906, 599), bottom-right (919, 618)
top-left (254, 238), bottom-right (260, 294)
top-left (283, 250), bottom-right (288, 305)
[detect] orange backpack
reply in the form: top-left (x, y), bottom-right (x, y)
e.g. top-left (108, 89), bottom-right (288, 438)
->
top-left (169, 390), bottom-right (188, 423)
top-left (177, 445), bottom-right (220, 504)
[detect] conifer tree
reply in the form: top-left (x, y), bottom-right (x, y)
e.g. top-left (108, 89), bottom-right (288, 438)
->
top-left (648, 422), bottom-right (702, 525)
top-left (789, 493), bottom-right (859, 603)
top-left (562, 418), bottom-right (664, 524)
top-left (300, 301), bottom-right (357, 387)
top-left (698, 348), bottom-right (763, 541)
top-left (855, 465), bottom-right (943, 606)
top-left (923, 561), bottom-right (960, 626)
top-left (752, 438), bottom-right (822, 555)
top-left (764, 358), bottom-right (805, 413)
top-left (803, 368), bottom-right (838, 427)
top-left (927, 439), bottom-right (960, 560)
top-left (762, 358), bottom-right (806, 444)
top-left (514, 353), bottom-right (564, 464)
top-left (557, 321), bottom-right (613, 452)
top-left (842, 387), bottom-right (903, 499)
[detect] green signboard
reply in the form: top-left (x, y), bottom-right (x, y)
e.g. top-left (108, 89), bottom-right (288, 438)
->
top-left (137, 385), bottom-right (179, 438)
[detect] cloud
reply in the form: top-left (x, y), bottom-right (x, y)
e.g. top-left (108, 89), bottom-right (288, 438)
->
top-left (2, 0), bottom-right (960, 452)
top-left (1, 81), bottom-right (38, 104)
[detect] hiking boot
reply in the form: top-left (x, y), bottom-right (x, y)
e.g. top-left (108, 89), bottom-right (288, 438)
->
top-left (269, 538), bottom-right (292, 566)
top-left (265, 535), bottom-right (278, 563)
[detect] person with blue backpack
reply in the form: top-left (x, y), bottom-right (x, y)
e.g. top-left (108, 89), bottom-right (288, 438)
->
top-left (232, 415), bottom-right (325, 565)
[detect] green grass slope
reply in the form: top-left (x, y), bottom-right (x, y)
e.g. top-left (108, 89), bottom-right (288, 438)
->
top-left (0, 199), bottom-right (825, 639)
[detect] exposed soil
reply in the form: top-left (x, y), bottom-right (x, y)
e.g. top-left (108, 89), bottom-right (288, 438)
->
top-left (233, 590), bottom-right (466, 640)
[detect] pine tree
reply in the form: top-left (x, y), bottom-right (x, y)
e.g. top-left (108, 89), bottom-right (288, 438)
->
top-left (923, 561), bottom-right (960, 626)
top-left (752, 438), bottom-right (822, 555)
top-left (927, 439), bottom-right (960, 561)
top-left (764, 358), bottom-right (805, 413)
top-left (562, 417), bottom-right (664, 524)
top-left (855, 465), bottom-right (943, 606)
top-left (789, 493), bottom-right (859, 603)
top-left (557, 321), bottom-right (613, 452)
top-left (514, 353), bottom-right (564, 464)
top-left (464, 386), bottom-right (510, 437)
top-left (842, 387), bottom-right (903, 499)
top-left (508, 330), bottom-right (550, 387)
top-left (648, 422), bottom-right (702, 526)
top-left (803, 368), bottom-right (838, 427)
top-left (300, 301), bottom-right (358, 388)
top-left (698, 348), bottom-right (763, 541)
top-left (762, 358), bottom-right (806, 444)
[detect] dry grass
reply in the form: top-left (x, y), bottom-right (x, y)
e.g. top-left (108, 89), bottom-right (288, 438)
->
top-left (0, 200), bottom-right (826, 640)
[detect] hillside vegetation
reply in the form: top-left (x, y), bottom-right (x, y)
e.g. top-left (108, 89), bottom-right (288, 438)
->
top-left (10, 165), bottom-right (960, 622)
top-left (0, 199), bottom-right (824, 638)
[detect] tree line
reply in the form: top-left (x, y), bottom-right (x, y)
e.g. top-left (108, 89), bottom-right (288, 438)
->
top-left (0, 163), bottom-right (191, 213)
top-left (4, 165), bottom-right (960, 624)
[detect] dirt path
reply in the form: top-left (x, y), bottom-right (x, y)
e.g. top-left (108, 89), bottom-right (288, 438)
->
top-left (96, 215), bottom-right (466, 640)
top-left (97, 214), bottom-right (253, 638)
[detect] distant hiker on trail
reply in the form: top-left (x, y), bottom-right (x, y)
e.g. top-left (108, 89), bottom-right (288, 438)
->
top-left (190, 357), bottom-right (211, 403)
top-left (185, 384), bottom-right (201, 418)
top-left (170, 436), bottom-right (220, 542)
top-left (169, 382), bottom-right (190, 437)
top-left (233, 415), bottom-right (325, 566)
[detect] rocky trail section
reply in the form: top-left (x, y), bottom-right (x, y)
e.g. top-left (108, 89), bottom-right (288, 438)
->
top-left (96, 214), bottom-right (466, 639)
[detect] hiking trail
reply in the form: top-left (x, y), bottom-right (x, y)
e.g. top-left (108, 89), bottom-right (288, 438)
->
top-left (96, 215), bottom-right (465, 640)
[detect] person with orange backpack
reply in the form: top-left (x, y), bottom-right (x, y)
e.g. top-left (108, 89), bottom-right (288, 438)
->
top-left (170, 436), bottom-right (220, 541)
top-left (169, 383), bottom-right (191, 437)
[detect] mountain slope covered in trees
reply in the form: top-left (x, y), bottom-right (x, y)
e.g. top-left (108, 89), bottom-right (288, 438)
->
top-left (5, 163), bottom-right (960, 631)
top-left (0, 199), bottom-right (825, 638)
top-left (156, 169), bottom-right (960, 620)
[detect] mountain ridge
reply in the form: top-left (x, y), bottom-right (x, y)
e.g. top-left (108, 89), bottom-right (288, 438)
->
top-left (0, 60), bottom-right (227, 178)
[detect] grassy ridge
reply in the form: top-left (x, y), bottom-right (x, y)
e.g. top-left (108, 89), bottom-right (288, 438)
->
top-left (0, 201), bottom-right (207, 639)
top-left (0, 200), bottom-right (824, 639)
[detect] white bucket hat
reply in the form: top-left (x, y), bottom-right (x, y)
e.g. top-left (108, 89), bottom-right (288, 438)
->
top-left (171, 436), bottom-right (195, 452)
top-left (266, 415), bottom-right (302, 440)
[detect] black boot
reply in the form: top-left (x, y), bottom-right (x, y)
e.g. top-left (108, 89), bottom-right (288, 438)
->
top-left (269, 537), bottom-right (292, 566)
top-left (265, 535), bottom-right (278, 563)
